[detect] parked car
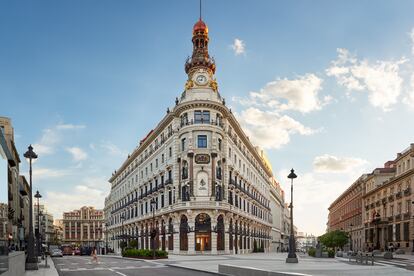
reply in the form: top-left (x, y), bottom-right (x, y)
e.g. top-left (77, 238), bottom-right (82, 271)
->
top-left (50, 249), bottom-right (63, 258)
top-left (81, 247), bottom-right (92, 256)
top-left (74, 248), bottom-right (81, 255)
top-left (62, 245), bottom-right (73, 256)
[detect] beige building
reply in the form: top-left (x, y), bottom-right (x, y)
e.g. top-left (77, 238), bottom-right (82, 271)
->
top-left (105, 16), bottom-right (278, 255)
top-left (269, 177), bottom-right (286, 252)
top-left (0, 117), bottom-right (29, 250)
top-left (63, 207), bottom-right (104, 247)
top-left (33, 204), bottom-right (54, 244)
top-left (363, 145), bottom-right (414, 252)
top-left (53, 219), bottom-right (64, 245)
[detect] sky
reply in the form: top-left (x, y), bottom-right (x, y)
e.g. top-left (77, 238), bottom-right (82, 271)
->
top-left (1, 0), bottom-right (414, 235)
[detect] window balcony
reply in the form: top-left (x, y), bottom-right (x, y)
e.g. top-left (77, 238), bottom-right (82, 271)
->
top-left (388, 195), bottom-right (394, 202)
top-left (404, 188), bottom-right (411, 196)
top-left (396, 191), bottom-right (402, 199)
top-left (403, 213), bottom-right (410, 220)
top-left (395, 214), bottom-right (401, 221)
top-left (382, 198), bottom-right (387, 204)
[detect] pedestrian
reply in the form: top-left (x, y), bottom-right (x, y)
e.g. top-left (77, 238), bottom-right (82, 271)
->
top-left (91, 247), bottom-right (98, 263)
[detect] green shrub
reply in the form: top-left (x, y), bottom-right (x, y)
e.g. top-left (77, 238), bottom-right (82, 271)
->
top-left (129, 240), bottom-right (138, 248)
top-left (327, 248), bottom-right (335, 258)
top-left (308, 247), bottom-right (316, 257)
top-left (122, 248), bottom-right (168, 258)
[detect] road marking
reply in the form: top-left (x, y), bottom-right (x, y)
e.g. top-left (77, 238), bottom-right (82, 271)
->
top-left (108, 268), bottom-right (127, 276)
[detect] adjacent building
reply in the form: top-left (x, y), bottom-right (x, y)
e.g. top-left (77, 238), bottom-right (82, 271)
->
top-left (33, 204), bottom-right (54, 244)
top-left (104, 16), bottom-right (283, 255)
top-left (0, 117), bottom-right (30, 250)
top-left (62, 206), bottom-right (104, 247)
top-left (327, 143), bottom-right (414, 253)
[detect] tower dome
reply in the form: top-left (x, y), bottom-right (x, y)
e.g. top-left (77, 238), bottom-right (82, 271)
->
top-left (193, 19), bottom-right (208, 34)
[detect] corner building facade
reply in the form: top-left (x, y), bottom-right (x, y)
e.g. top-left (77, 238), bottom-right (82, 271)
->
top-left (105, 18), bottom-right (273, 255)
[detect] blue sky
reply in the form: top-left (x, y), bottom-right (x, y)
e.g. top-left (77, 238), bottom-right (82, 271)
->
top-left (1, 0), bottom-right (414, 235)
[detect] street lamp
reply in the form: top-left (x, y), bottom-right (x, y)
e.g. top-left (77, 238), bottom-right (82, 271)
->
top-left (24, 145), bottom-right (38, 270)
top-left (150, 198), bottom-right (157, 259)
top-left (34, 190), bottom-right (42, 257)
top-left (286, 169), bottom-right (298, 263)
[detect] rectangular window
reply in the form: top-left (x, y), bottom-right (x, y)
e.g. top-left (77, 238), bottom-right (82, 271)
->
top-left (169, 147), bottom-right (172, 157)
top-left (156, 159), bottom-right (158, 168)
top-left (194, 110), bottom-right (210, 123)
top-left (168, 190), bottom-right (172, 205)
top-left (198, 135), bottom-right (207, 148)
top-left (161, 194), bottom-right (165, 208)
top-left (162, 154), bottom-right (164, 163)
top-left (218, 138), bottom-right (222, 151)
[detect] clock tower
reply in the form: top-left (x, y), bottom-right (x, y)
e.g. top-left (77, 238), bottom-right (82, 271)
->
top-left (183, 15), bottom-right (220, 97)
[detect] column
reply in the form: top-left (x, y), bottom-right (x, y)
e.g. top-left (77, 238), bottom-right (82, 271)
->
top-left (178, 157), bottom-right (182, 199)
top-left (188, 218), bottom-right (195, 254)
top-left (173, 220), bottom-right (180, 254)
top-left (211, 153), bottom-right (217, 197)
top-left (69, 222), bottom-right (72, 239)
top-left (211, 220), bottom-right (217, 254)
top-left (224, 221), bottom-right (230, 254)
top-left (188, 152), bottom-right (194, 196)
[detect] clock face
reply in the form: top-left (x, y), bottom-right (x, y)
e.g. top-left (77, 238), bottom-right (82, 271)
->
top-left (195, 74), bottom-right (208, 85)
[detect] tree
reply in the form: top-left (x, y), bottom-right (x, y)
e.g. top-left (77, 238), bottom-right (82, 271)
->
top-left (319, 230), bottom-right (348, 250)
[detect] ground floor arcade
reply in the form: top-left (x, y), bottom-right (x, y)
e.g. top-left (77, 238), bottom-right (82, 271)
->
top-left (108, 210), bottom-right (271, 255)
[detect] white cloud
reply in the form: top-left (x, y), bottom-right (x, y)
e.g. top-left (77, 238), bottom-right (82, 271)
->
top-left (235, 74), bottom-right (330, 113)
top-left (326, 48), bottom-right (407, 111)
top-left (313, 154), bottom-right (368, 173)
top-left (31, 167), bottom-right (70, 180)
top-left (66, 146), bottom-right (88, 161)
top-left (56, 124), bottom-right (86, 130)
top-left (403, 73), bottom-right (414, 108)
top-left (231, 38), bottom-right (245, 55)
top-left (410, 28), bottom-right (414, 55)
top-left (236, 107), bottom-right (316, 149)
top-left (33, 123), bottom-right (86, 156)
top-left (43, 177), bottom-right (110, 219)
top-left (100, 141), bottom-right (127, 157)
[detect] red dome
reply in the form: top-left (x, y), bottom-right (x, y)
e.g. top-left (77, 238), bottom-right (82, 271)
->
top-left (193, 19), bottom-right (208, 34)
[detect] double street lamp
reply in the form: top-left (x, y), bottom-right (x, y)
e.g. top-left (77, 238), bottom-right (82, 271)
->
top-left (286, 169), bottom-right (298, 263)
top-left (34, 190), bottom-right (42, 257)
top-left (24, 145), bottom-right (38, 270)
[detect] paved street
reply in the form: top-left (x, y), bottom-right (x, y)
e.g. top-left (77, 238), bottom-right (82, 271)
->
top-left (52, 256), bottom-right (215, 276)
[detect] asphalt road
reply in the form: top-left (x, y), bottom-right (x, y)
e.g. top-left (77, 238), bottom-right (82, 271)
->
top-left (52, 256), bottom-right (216, 276)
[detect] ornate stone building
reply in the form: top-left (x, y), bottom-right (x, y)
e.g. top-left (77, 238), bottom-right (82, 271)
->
top-left (328, 144), bottom-right (414, 253)
top-left (327, 174), bottom-right (367, 251)
top-left (62, 207), bottom-right (104, 247)
top-left (105, 16), bottom-right (275, 255)
top-left (363, 145), bottom-right (414, 252)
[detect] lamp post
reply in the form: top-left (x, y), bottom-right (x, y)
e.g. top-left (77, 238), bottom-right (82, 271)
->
top-left (286, 169), bottom-right (298, 263)
top-left (24, 145), bottom-right (38, 270)
top-left (34, 190), bottom-right (42, 257)
top-left (150, 198), bottom-right (157, 259)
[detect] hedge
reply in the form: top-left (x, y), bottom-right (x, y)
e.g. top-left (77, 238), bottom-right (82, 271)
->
top-left (122, 248), bottom-right (168, 258)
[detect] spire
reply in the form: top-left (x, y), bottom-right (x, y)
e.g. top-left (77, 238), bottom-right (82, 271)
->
top-left (184, 2), bottom-right (215, 75)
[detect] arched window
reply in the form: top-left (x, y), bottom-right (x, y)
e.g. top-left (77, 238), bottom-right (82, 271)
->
top-left (180, 215), bottom-right (189, 251)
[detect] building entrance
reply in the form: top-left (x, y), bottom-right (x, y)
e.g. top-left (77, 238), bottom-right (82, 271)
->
top-left (195, 213), bottom-right (211, 251)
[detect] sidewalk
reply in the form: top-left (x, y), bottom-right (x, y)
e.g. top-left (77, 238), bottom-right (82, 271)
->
top-left (153, 252), bottom-right (414, 276)
top-left (24, 256), bottom-right (58, 276)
